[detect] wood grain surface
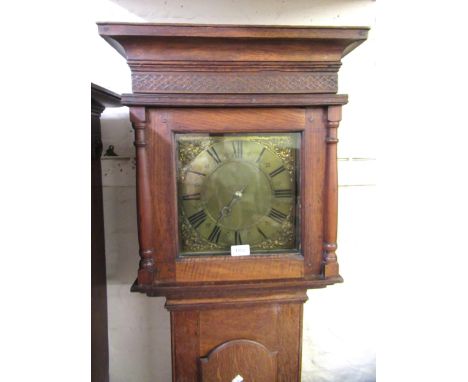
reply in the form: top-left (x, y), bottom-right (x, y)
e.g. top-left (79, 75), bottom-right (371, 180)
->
top-left (169, 297), bottom-right (305, 381)
top-left (200, 339), bottom-right (278, 382)
top-left (176, 255), bottom-right (304, 282)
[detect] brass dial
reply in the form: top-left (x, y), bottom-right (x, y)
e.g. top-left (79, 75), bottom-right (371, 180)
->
top-left (177, 133), bottom-right (299, 254)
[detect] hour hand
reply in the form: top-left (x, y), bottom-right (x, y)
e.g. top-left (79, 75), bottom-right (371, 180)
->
top-left (217, 185), bottom-right (247, 222)
top-left (217, 206), bottom-right (231, 221)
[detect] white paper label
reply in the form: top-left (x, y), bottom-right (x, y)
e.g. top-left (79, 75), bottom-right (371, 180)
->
top-left (232, 375), bottom-right (244, 382)
top-left (230, 244), bottom-right (250, 256)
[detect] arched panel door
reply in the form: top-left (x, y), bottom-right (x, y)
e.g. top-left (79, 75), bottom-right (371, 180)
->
top-left (200, 339), bottom-right (278, 382)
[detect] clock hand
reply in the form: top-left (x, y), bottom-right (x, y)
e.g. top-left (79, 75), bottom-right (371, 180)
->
top-left (217, 185), bottom-right (247, 222)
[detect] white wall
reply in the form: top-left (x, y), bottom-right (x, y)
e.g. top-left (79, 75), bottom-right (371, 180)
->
top-left (93, 1), bottom-right (376, 381)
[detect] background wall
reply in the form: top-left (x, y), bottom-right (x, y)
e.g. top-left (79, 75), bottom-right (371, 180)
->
top-left (92, 1), bottom-right (377, 381)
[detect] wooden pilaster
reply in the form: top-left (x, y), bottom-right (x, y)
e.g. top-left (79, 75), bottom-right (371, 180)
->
top-left (130, 107), bottom-right (155, 285)
top-left (322, 105), bottom-right (342, 278)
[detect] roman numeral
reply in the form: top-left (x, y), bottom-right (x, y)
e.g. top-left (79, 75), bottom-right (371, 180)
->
top-left (269, 165), bottom-right (286, 178)
top-left (234, 231), bottom-right (242, 245)
top-left (232, 141), bottom-right (243, 159)
top-left (208, 225), bottom-right (222, 243)
top-left (187, 170), bottom-right (206, 177)
top-left (187, 210), bottom-right (206, 229)
top-left (268, 208), bottom-right (287, 224)
top-left (273, 189), bottom-right (293, 198)
top-left (257, 227), bottom-right (268, 240)
top-left (207, 147), bottom-right (221, 164)
top-left (256, 147), bottom-right (266, 163)
top-left (182, 193), bottom-right (201, 201)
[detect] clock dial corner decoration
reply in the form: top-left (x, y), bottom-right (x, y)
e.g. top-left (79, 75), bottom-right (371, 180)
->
top-left (176, 132), bottom-right (301, 256)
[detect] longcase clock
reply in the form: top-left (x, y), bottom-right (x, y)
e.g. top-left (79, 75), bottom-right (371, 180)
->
top-left (98, 23), bottom-right (368, 381)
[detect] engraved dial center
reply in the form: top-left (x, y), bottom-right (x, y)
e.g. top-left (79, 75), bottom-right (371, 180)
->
top-left (203, 161), bottom-right (272, 230)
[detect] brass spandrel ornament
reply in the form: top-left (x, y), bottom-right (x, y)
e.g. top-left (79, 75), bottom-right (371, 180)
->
top-left (176, 133), bottom-right (300, 255)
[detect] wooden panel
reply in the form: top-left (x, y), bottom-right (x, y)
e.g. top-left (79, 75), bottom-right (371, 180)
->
top-left (147, 110), bottom-right (178, 281)
top-left (199, 305), bottom-right (279, 356)
top-left (197, 301), bottom-right (303, 381)
top-left (277, 303), bottom-right (303, 381)
top-left (176, 255), bottom-right (303, 282)
top-left (166, 291), bottom-right (307, 311)
top-left (111, 37), bottom-right (350, 63)
top-left (165, 107), bottom-right (305, 132)
top-left (98, 23), bottom-right (369, 40)
top-left (171, 311), bottom-right (200, 382)
top-left (98, 23), bottom-right (369, 66)
top-left (303, 108), bottom-right (327, 275)
top-left (200, 339), bottom-right (277, 382)
top-left (121, 93), bottom-right (348, 107)
top-left (135, 277), bottom-right (341, 298)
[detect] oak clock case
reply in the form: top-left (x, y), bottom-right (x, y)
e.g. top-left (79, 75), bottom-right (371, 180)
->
top-left (177, 132), bottom-right (300, 255)
top-left (98, 23), bottom-right (369, 382)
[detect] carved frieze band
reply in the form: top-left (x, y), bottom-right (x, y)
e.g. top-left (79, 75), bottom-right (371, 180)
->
top-left (132, 72), bottom-right (337, 94)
